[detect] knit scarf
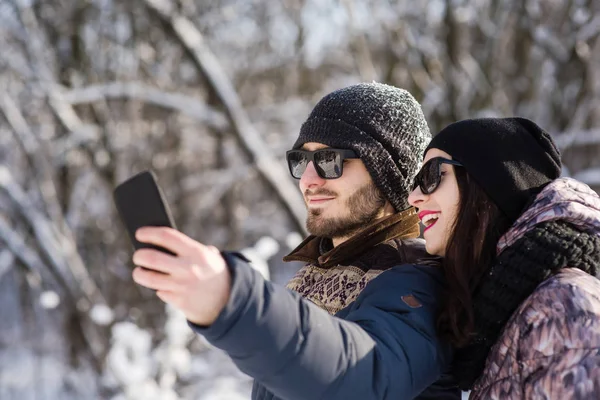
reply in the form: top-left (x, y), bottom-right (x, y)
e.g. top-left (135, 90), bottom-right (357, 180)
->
top-left (453, 220), bottom-right (600, 390)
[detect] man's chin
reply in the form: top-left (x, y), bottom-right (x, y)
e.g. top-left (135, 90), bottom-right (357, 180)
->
top-left (306, 215), bottom-right (354, 239)
top-left (306, 215), bottom-right (330, 236)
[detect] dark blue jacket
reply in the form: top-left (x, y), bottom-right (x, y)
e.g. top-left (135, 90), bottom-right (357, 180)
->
top-left (190, 252), bottom-right (458, 400)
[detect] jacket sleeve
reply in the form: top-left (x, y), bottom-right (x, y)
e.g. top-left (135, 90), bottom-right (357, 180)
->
top-left (520, 347), bottom-right (600, 398)
top-left (189, 252), bottom-right (454, 400)
top-left (517, 309), bottom-right (600, 398)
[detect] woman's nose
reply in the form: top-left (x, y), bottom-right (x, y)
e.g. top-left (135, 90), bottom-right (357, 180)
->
top-left (408, 185), bottom-right (426, 208)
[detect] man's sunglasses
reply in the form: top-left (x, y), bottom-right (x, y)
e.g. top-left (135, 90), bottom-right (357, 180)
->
top-left (413, 157), bottom-right (463, 194)
top-left (286, 149), bottom-right (359, 179)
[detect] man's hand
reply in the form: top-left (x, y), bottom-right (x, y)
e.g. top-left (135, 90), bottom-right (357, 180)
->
top-left (131, 227), bottom-right (231, 326)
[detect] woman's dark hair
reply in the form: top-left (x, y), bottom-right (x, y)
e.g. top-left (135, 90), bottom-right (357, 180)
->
top-left (437, 166), bottom-right (513, 347)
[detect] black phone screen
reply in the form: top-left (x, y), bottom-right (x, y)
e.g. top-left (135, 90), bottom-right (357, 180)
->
top-left (113, 170), bottom-right (177, 255)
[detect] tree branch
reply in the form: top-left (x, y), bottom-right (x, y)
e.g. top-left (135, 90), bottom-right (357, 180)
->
top-left (553, 128), bottom-right (600, 150)
top-left (59, 81), bottom-right (229, 130)
top-left (342, 0), bottom-right (378, 81)
top-left (143, 0), bottom-right (307, 233)
top-left (0, 217), bottom-right (51, 289)
top-left (0, 166), bottom-right (105, 308)
top-left (0, 249), bottom-right (16, 282)
top-left (0, 93), bottom-right (108, 305)
top-left (0, 93), bottom-right (66, 225)
top-left (0, 166), bottom-right (107, 364)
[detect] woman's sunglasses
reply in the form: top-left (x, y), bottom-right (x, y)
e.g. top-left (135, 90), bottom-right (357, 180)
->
top-left (286, 148), bottom-right (359, 179)
top-left (413, 157), bottom-right (463, 194)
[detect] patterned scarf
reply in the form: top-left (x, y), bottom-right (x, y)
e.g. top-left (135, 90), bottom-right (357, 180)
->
top-left (284, 209), bottom-right (434, 315)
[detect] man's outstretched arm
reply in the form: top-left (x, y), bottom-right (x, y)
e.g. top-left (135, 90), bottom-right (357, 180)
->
top-left (132, 227), bottom-right (455, 400)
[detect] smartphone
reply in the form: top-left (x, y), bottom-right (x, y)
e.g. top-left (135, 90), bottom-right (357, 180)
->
top-left (113, 170), bottom-right (177, 255)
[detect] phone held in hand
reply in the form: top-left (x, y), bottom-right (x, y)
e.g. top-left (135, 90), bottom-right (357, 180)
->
top-left (113, 170), bottom-right (177, 256)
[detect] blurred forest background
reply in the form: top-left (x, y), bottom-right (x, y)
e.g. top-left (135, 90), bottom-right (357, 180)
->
top-left (0, 0), bottom-right (599, 399)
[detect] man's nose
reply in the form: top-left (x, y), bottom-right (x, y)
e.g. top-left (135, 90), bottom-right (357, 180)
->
top-left (299, 162), bottom-right (325, 190)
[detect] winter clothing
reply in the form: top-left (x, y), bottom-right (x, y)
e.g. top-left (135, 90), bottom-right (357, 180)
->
top-left (470, 268), bottom-right (600, 399)
top-left (283, 208), bottom-right (425, 314)
top-left (427, 117), bottom-right (562, 220)
top-left (293, 82), bottom-right (431, 212)
top-left (463, 178), bottom-right (600, 398)
top-left (251, 211), bottom-right (459, 399)
top-left (190, 252), bottom-right (457, 400)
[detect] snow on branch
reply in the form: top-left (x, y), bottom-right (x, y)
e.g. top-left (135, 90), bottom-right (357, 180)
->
top-left (197, 168), bottom-right (256, 212)
top-left (143, 0), bottom-right (307, 233)
top-left (5, 2), bottom-right (102, 235)
top-left (577, 14), bottom-right (600, 42)
top-left (0, 166), bottom-right (108, 363)
top-left (0, 95), bottom-right (104, 310)
top-left (59, 82), bottom-right (229, 130)
top-left (6, 2), bottom-right (101, 163)
top-left (0, 93), bottom-right (68, 225)
top-left (0, 166), bottom-right (105, 307)
top-left (0, 216), bottom-right (50, 288)
top-left (553, 128), bottom-right (600, 150)
top-left (50, 124), bottom-right (101, 164)
top-left (0, 249), bottom-right (15, 282)
top-left (532, 26), bottom-right (570, 62)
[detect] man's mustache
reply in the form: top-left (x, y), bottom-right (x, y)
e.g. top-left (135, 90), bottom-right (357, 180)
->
top-left (304, 189), bottom-right (337, 198)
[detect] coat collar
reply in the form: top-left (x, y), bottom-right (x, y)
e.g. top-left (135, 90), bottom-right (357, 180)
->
top-left (497, 178), bottom-right (600, 254)
top-left (283, 207), bottom-right (421, 268)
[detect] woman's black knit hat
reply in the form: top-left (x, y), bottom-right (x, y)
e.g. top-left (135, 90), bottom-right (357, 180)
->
top-left (293, 82), bottom-right (431, 212)
top-left (427, 117), bottom-right (562, 222)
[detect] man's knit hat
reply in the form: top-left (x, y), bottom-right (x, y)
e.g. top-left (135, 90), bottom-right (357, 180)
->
top-left (293, 82), bottom-right (431, 211)
top-left (427, 117), bottom-right (562, 222)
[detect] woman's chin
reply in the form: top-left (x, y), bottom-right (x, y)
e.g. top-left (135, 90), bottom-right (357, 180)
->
top-left (424, 241), bottom-right (444, 257)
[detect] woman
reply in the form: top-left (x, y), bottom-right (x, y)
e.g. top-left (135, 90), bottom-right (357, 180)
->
top-left (408, 117), bottom-right (600, 399)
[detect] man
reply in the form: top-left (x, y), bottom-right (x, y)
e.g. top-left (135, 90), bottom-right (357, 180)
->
top-left (132, 83), bottom-right (459, 399)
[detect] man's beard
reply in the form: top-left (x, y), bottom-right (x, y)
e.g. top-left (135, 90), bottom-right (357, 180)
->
top-left (305, 182), bottom-right (387, 240)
